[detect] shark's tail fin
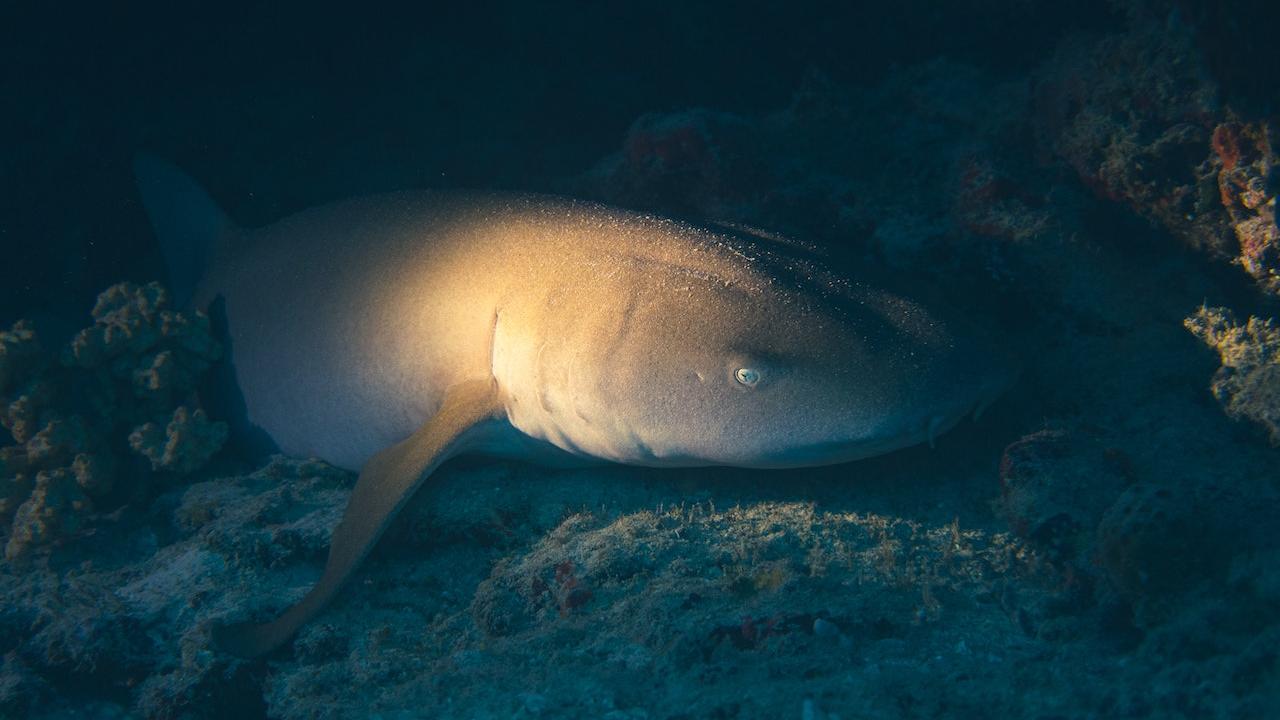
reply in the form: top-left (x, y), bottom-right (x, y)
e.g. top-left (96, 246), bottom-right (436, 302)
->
top-left (133, 154), bottom-right (237, 308)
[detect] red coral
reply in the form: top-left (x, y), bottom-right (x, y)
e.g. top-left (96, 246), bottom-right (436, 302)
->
top-left (1211, 123), bottom-right (1242, 172)
top-left (1213, 121), bottom-right (1278, 288)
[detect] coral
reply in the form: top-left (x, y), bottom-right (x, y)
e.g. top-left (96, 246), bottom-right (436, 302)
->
top-left (1036, 20), bottom-right (1280, 297)
top-left (134, 651), bottom-right (265, 720)
top-left (545, 560), bottom-right (594, 615)
top-left (0, 281), bottom-right (226, 561)
top-left (65, 280), bottom-right (223, 417)
top-left (4, 469), bottom-right (91, 562)
top-left (1212, 121), bottom-right (1279, 294)
top-left (1034, 20), bottom-right (1228, 255)
top-left (1184, 305), bottom-right (1280, 444)
top-left (65, 281), bottom-right (171, 367)
top-left (129, 406), bottom-right (228, 475)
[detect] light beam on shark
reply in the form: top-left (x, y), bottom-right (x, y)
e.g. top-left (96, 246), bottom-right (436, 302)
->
top-left (133, 155), bottom-right (1015, 658)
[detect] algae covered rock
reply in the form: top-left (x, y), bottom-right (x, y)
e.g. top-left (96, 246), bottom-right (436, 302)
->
top-left (0, 281), bottom-right (228, 562)
top-left (1185, 305), bottom-right (1280, 444)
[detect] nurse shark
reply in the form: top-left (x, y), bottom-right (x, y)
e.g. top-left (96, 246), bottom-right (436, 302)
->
top-left (134, 156), bottom-right (1014, 657)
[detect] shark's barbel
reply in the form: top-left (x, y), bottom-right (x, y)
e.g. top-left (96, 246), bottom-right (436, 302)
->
top-left (134, 155), bottom-right (1014, 657)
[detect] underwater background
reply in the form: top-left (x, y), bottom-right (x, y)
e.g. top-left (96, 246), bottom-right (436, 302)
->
top-left (2, 1), bottom-right (1279, 718)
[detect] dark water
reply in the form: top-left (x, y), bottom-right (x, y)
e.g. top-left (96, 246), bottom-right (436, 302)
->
top-left (3, 2), bottom-right (1280, 718)
top-left (0, 1), bottom-right (1130, 327)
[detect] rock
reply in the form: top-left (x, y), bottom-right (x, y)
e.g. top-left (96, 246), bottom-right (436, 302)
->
top-left (998, 428), bottom-right (1130, 571)
top-left (1093, 480), bottom-right (1267, 620)
top-left (812, 617), bottom-right (840, 639)
top-left (0, 651), bottom-right (52, 718)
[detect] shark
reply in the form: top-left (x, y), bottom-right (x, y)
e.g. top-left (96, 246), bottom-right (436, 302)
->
top-left (134, 155), bottom-right (1014, 658)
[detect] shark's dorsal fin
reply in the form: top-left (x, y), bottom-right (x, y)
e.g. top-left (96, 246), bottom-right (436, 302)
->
top-left (213, 378), bottom-right (505, 658)
top-left (133, 154), bottom-right (239, 309)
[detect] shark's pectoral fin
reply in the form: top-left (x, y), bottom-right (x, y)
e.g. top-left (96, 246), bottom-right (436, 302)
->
top-left (213, 378), bottom-right (504, 658)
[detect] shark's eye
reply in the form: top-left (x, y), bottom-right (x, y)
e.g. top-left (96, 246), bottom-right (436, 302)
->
top-left (734, 368), bottom-right (762, 387)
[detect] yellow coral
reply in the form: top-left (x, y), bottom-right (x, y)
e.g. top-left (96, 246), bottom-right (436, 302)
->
top-left (1185, 305), bottom-right (1280, 444)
